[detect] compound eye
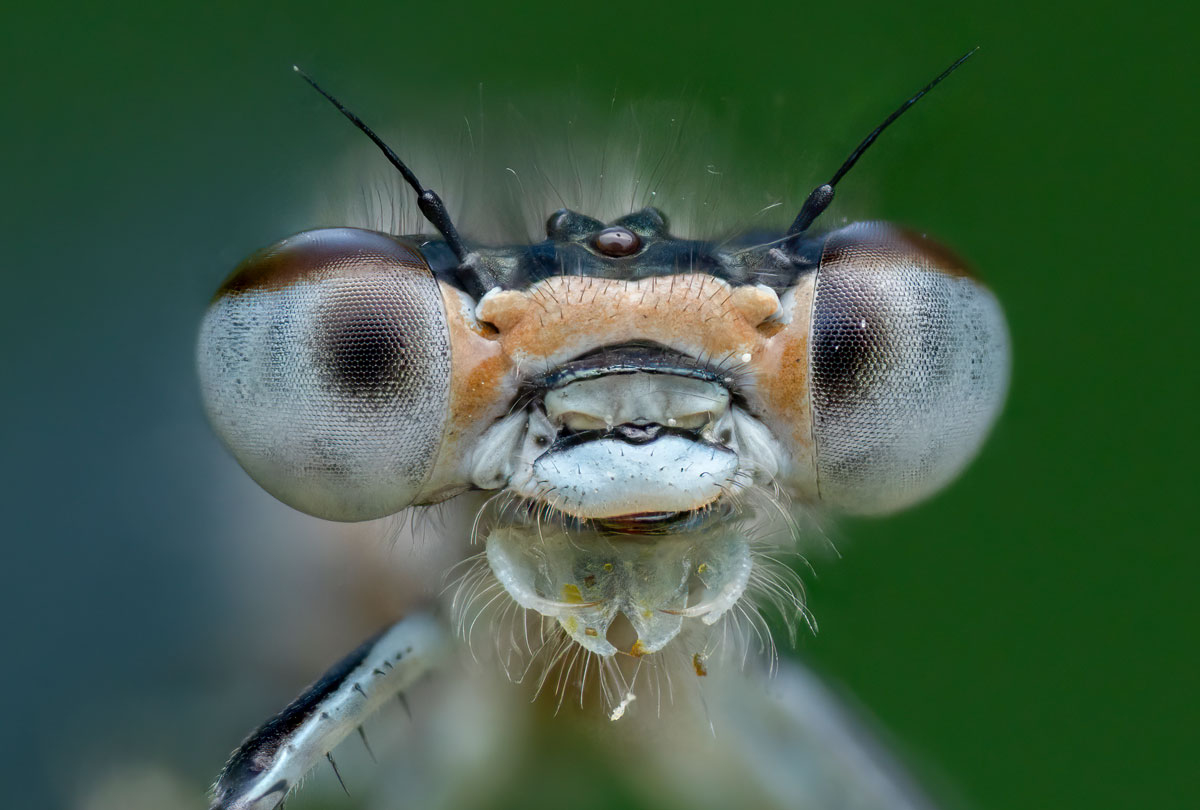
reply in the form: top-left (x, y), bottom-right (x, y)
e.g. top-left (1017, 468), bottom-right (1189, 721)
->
top-left (810, 223), bottom-right (1009, 514)
top-left (197, 228), bottom-right (452, 520)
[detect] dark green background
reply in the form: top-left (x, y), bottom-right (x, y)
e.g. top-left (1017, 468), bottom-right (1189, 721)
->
top-left (4, 2), bottom-right (1194, 809)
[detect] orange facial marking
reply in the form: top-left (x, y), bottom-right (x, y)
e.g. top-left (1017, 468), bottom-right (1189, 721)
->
top-left (436, 273), bottom-right (820, 501)
top-left (477, 275), bottom-right (769, 371)
top-left (424, 283), bottom-right (517, 493)
top-left (729, 284), bottom-right (780, 326)
top-left (443, 288), bottom-right (512, 424)
top-left (751, 273), bottom-right (817, 495)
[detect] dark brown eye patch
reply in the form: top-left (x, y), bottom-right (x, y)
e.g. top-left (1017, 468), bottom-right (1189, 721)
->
top-left (316, 290), bottom-right (412, 404)
top-left (811, 277), bottom-right (890, 409)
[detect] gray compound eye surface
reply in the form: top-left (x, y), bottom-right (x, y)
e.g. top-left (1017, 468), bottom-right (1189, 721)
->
top-left (197, 228), bottom-right (451, 521)
top-left (810, 223), bottom-right (1009, 514)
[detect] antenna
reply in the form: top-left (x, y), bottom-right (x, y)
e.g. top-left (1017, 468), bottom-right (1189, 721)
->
top-left (786, 47), bottom-right (979, 238)
top-left (294, 66), bottom-right (469, 262)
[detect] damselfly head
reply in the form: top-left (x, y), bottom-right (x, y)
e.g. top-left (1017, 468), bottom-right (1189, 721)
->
top-left (198, 53), bottom-right (1007, 676)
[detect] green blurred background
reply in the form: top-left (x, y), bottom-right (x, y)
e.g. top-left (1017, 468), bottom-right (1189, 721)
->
top-left (3, 1), bottom-right (1194, 808)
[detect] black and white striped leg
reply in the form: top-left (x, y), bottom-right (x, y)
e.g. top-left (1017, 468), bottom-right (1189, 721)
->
top-left (210, 612), bottom-right (447, 810)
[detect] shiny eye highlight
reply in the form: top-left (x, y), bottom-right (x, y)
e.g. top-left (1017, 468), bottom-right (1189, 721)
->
top-left (197, 227), bottom-right (452, 520)
top-left (809, 223), bottom-right (1009, 514)
top-left (593, 226), bottom-right (641, 257)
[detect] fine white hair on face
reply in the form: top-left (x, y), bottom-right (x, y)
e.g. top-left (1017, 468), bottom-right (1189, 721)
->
top-left (309, 94), bottom-right (813, 247)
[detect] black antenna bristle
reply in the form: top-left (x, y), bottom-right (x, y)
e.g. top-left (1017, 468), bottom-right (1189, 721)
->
top-left (787, 47), bottom-right (979, 238)
top-left (294, 66), bottom-right (470, 261)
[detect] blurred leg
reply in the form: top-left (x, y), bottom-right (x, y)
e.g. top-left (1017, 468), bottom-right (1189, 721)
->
top-left (210, 612), bottom-right (447, 810)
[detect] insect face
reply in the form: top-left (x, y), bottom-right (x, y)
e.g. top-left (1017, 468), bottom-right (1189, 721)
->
top-left (199, 208), bottom-right (1007, 658)
top-left (200, 53), bottom-right (1006, 810)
